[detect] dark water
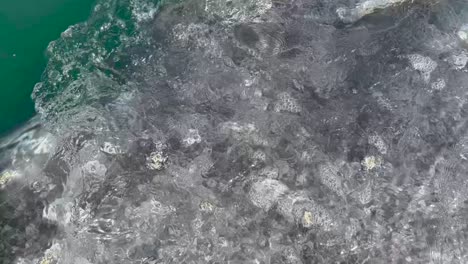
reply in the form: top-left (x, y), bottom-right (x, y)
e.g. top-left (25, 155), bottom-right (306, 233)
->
top-left (0, 0), bottom-right (95, 135)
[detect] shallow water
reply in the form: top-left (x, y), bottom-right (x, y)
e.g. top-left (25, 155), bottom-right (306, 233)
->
top-left (2, 0), bottom-right (468, 263)
top-left (0, 0), bottom-right (95, 135)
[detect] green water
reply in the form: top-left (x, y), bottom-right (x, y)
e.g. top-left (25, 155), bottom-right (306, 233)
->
top-left (0, 0), bottom-right (96, 135)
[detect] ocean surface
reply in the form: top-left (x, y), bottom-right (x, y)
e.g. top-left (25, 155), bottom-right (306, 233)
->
top-left (2, 0), bottom-right (468, 263)
top-left (0, 0), bottom-right (95, 135)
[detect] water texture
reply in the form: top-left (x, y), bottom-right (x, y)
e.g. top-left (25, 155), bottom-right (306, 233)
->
top-left (2, 0), bottom-right (468, 263)
top-left (0, 0), bottom-right (96, 135)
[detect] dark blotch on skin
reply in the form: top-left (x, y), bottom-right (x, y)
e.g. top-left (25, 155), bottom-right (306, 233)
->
top-left (234, 24), bottom-right (260, 48)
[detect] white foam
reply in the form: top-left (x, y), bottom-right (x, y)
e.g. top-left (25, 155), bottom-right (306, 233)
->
top-left (338, 0), bottom-right (409, 23)
top-left (205, 0), bottom-right (272, 22)
top-left (131, 0), bottom-right (159, 23)
top-left (458, 24), bottom-right (468, 44)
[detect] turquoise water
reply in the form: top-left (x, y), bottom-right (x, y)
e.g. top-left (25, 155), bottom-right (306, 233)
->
top-left (0, 0), bottom-right (96, 135)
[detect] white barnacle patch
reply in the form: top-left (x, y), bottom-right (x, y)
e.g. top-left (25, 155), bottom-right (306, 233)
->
top-left (302, 211), bottom-right (314, 228)
top-left (278, 194), bottom-right (336, 231)
top-left (204, 0), bottom-right (272, 22)
top-left (146, 151), bottom-right (167, 170)
top-left (0, 170), bottom-right (19, 187)
top-left (249, 178), bottom-right (289, 211)
top-left (199, 201), bottom-right (216, 212)
top-left (361, 155), bottom-right (382, 171)
top-left (274, 92), bottom-right (301, 113)
top-left (221, 121), bottom-right (257, 134)
top-left (183, 129), bottom-right (202, 146)
top-left (39, 242), bottom-right (62, 264)
top-left (431, 78), bottom-right (446, 92)
top-left (251, 150), bottom-right (267, 167)
top-left (100, 142), bottom-right (122, 155)
top-left (407, 54), bottom-right (437, 82)
top-left (357, 181), bottom-right (373, 204)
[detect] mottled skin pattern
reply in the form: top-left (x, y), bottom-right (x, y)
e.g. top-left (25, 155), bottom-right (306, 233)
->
top-left (1, 0), bottom-right (468, 263)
